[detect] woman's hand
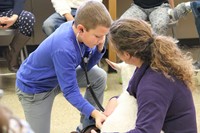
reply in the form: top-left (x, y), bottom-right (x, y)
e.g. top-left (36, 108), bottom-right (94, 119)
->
top-left (103, 97), bottom-right (118, 117)
top-left (0, 15), bottom-right (18, 29)
top-left (0, 16), bottom-right (8, 29)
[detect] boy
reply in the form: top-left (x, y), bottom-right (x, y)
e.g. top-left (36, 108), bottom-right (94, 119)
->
top-left (16, 1), bottom-right (112, 133)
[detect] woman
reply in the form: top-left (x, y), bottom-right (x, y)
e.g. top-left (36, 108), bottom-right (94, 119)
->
top-left (120, 0), bottom-right (174, 35)
top-left (0, 0), bottom-right (35, 72)
top-left (106, 18), bottom-right (197, 133)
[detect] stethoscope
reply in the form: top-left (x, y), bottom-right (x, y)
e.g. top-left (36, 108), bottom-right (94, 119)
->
top-left (76, 32), bottom-right (105, 112)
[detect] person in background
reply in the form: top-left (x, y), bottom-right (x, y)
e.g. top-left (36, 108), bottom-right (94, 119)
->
top-left (105, 18), bottom-right (197, 132)
top-left (168, 2), bottom-right (191, 21)
top-left (16, 1), bottom-right (112, 133)
top-left (0, 105), bottom-right (34, 133)
top-left (120, 0), bottom-right (174, 35)
top-left (168, 1), bottom-right (200, 69)
top-left (0, 0), bottom-right (35, 72)
top-left (42, 0), bottom-right (102, 36)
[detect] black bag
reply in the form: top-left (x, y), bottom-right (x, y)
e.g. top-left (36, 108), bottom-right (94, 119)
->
top-left (71, 125), bottom-right (100, 133)
top-left (80, 125), bottom-right (100, 133)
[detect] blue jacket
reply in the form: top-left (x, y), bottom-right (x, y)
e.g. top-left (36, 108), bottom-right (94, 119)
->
top-left (16, 21), bottom-right (105, 118)
top-left (191, 1), bottom-right (200, 40)
top-left (127, 63), bottom-right (197, 133)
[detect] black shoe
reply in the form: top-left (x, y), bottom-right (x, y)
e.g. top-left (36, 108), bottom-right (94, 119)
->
top-left (80, 125), bottom-right (100, 133)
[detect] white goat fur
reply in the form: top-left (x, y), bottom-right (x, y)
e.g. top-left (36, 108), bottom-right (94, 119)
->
top-left (101, 91), bottom-right (137, 132)
top-left (101, 60), bottom-right (164, 133)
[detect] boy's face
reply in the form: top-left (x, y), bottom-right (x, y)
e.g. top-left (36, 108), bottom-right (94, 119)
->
top-left (80, 26), bottom-right (109, 48)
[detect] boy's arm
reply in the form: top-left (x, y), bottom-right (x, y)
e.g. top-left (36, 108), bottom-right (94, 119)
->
top-left (168, 0), bottom-right (174, 8)
top-left (52, 50), bottom-right (96, 119)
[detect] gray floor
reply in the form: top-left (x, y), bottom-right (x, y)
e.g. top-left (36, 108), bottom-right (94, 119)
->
top-left (0, 49), bottom-right (200, 132)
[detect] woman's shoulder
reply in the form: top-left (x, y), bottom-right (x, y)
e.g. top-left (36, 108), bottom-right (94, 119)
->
top-left (140, 68), bottom-right (178, 91)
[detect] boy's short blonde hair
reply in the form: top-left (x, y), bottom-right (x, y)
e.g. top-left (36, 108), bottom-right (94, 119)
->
top-left (74, 0), bottom-right (112, 31)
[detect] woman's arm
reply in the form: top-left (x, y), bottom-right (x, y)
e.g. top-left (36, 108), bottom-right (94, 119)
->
top-left (103, 97), bottom-right (118, 117)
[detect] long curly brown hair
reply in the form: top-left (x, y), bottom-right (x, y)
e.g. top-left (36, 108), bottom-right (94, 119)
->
top-left (108, 18), bottom-right (195, 90)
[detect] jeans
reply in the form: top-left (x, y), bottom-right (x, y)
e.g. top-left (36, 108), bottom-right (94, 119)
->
top-left (16, 65), bottom-right (107, 133)
top-left (42, 8), bottom-right (77, 36)
top-left (191, 1), bottom-right (200, 41)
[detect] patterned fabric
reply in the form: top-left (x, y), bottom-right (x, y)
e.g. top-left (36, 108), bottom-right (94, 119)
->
top-left (120, 3), bottom-right (171, 35)
top-left (0, 10), bottom-right (35, 36)
top-left (133, 0), bottom-right (168, 8)
top-left (0, 0), bottom-right (25, 15)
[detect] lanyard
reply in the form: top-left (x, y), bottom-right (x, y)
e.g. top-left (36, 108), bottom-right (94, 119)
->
top-left (76, 33), bottom-right (105, 112)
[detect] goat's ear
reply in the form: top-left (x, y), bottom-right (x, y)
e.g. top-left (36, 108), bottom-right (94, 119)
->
top-left (105, 59), bottom-right (121, 71)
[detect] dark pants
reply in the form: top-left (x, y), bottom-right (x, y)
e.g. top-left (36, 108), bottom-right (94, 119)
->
top-left (191, 1), bottom-right (200, 41)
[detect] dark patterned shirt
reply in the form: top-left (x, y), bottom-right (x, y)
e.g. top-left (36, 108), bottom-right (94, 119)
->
top-left (133, 0), bottom-right (168, 8)
top-left (0, 0), bottom-right (25, 15)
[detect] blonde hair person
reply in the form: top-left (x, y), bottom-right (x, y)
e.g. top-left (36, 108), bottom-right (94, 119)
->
top-left (107, 18), bottom-right (197, 133)
top-left (16, 1), bottom-right (112, 133)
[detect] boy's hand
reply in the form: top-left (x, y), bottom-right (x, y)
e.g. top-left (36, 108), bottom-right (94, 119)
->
top-left (91, 109), bottom-right (107, 129)
top-left (97, 36), bottom-right (105, 52)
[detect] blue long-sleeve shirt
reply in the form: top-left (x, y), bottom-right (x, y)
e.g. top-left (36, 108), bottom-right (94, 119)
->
top-left (127, 63), bottom-right (197, 133)
top-left (16, 21), bottom-right (105, 118)
top-left (0, 0), bottom-right (25, 15)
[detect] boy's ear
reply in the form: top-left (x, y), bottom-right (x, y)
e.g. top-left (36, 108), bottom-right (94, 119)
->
top-left (77, 24), bottom-right (85, 33)
top-left (80, 28), bottom-right (84, 33)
